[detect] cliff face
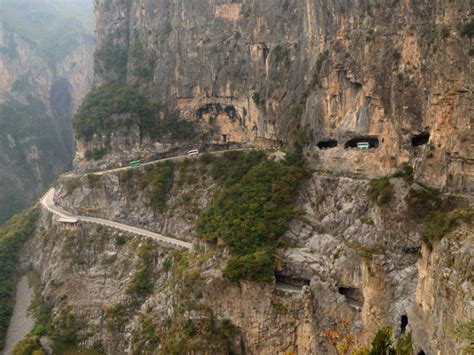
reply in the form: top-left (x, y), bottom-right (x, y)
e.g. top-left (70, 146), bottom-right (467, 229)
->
top-left (82, 0), bottom-right (472, 194)
top-left (0, 22), bottom-right (94, 223)
top-left (12, 1), bottom-right (473, 354)
top-left (21, 159), bottom-right (473, 354)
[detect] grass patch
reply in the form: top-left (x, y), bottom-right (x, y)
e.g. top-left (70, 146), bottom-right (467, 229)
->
top-left (368, 177), bottom-right (394, 206)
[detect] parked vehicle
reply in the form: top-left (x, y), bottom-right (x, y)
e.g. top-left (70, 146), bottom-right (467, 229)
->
top-left (187, 149), bottom-right (199, 156)
top-left (356, 142), bottom-right (370, 149)
top-left (129, 160), bottom-right (142, 167)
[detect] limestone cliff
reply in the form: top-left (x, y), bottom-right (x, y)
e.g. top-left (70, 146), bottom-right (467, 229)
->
top-left (78, 0), bottom-right (472, 195)
top-left (19, 155), bottom-right (473, 354)
top-left (0, 21), bottom-right (94, 222)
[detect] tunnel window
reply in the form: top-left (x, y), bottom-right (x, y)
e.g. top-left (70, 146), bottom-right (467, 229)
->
top-left (222, 134), bottom-right (228, 143)
top-left (412, 131), bottom-right (430, 146)
top-left (317, 139), bottom-right (338, 150)
top-left (275, 274), bottom-right (310, 287)
top-left (401, 315), bottom-right (408, 334)
top-left (344, 137), bottom-right (379, 149)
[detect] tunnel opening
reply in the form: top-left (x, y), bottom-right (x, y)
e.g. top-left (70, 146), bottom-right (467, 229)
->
top-left (400, 315), bottom-right (408, 334)
top-left (418, 351), bottom-right (425, 355)
top-left (222, 134), bottom-right (228, 143)
top-left (317, 139), bottom-right (338, 150)
top-left (263, 47), bottom-right (270, 64)
top-left (275, 274), bottom-right (310, 287)
top-left (338, 286), bottom-right (364, 309)
top-left (345, 137), bottom-right (379, 149)
top-left (411, 131), bottom-right (430, 147)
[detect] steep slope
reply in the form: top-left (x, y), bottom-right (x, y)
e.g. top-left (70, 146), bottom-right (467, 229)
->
top-left (0, 0), bottom-right (95, 223)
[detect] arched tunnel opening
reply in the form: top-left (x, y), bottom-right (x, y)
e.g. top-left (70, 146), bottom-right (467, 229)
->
top-left (418, 351), bottom-right (425, 355)
top-left (317, 139), bottom-right (338, 150)
top-left (411, 131), bottom-right (430, 147)
top-left (344, 137), bottom-right (379, 149)
top-left (338, 286), bottom-right (364, 309)
top-left (400, 315), bottom-right (408, 334)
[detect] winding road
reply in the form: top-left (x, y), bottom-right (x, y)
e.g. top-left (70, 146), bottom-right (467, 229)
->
top-left (40, 150), bottom-right (248, 249)
top-left (40, 148), bottom-right (303, 293)
top-left (40, 188), bottom-right (192, 249)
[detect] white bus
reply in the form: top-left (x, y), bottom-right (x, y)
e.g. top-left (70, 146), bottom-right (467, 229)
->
top-left (187, 149), bottom-right (199, 156)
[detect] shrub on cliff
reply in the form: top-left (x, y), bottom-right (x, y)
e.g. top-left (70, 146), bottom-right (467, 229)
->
top-left (74, 84), bottom-right (197, 143)
top-left (368, 177), bottom-right (394, 206)
top-left (0, 208), bottom-right (38, 351)
top-left (197, 151), bottom-right (309, 282)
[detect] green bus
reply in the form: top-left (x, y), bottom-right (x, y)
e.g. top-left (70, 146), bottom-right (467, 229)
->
top-left (129, 160), bottom-right (142, 168)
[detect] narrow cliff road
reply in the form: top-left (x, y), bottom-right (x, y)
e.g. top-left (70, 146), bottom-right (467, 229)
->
top-left (40, 188), bottom-right (192, 249)
top-left (66, 148), bottom-right (247, 177)
top-left (41, 150), bottom-right (251, 249)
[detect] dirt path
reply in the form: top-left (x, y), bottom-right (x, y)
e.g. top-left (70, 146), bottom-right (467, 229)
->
top-left (2, 276), bottom-right (34, 355)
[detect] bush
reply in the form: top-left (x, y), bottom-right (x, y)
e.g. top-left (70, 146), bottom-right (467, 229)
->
top-left (12, 335), bottom-right (43, 355)
top-left (423, 208), bottom-right (474, 250)
top-left (406, 186), bottom-right (443, 220)
top-left (198, 152), bottom-right (309, 282)
top-left (74, 84), bottom-right (197, 142)
top-left (392, 163), bottom-right (414, 184)
top-left (210, 150), bottom-right (266, 187)
top-left (85, 148), bottom-right (108, 161)
top-left (149, 161), bottom-right (175, 213)
top-left (223, 248), bottom-right (275, 282)
top-left (461, 20), bottom-right (474, 37)
top-left (368, 177), bottom-right (394, 206)
top-left (73, 84), bottom-right (155, 140)
top-left (369, 327), bottom-right (394, 355)
top-left (0, 208), bottom-right (38, 350)
top-left (128, 244), bottom-right (155, 296)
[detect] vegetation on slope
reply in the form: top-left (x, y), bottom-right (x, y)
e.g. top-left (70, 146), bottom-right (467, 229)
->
top-left (0, 208), bottom-right (38, 351)
top-left (73, 84), bottom-right (196, 142)
top-left (197, 151), bottom-right (309, 282)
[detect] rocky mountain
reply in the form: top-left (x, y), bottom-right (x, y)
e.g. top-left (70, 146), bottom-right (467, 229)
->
top-left (0, 0), bottom-right (95, 223)
top-left (2, 0), bottom-right (473, 354)
top-left (76, 0), bottom-right (473, 195)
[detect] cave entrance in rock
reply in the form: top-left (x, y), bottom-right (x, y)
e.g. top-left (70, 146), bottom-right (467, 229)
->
top-left (317, 139), bottom-right (338, 150)
top-left (222, 134), bottom-right (228, 143)
top-left (400, 315), bottom-right (408, 334)
top-left (344, 137), bottom-right (379, 149)
top-left (418, 351), bottom-right (425, 355)
top-left (411, 131), bottom-right (430, 147)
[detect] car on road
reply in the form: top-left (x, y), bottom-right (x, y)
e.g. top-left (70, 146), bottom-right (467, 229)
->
top-left (187, 149), bottom-right (199, 156)
top-left (129, 160), bottom-right (142, 167)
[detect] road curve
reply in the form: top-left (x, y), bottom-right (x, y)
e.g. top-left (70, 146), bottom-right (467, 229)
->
top-left (40, 188), bottom-right (192, 250)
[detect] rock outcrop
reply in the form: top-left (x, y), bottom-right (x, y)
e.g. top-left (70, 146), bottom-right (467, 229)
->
top-left (81, 0), bottom-right (472, 194)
